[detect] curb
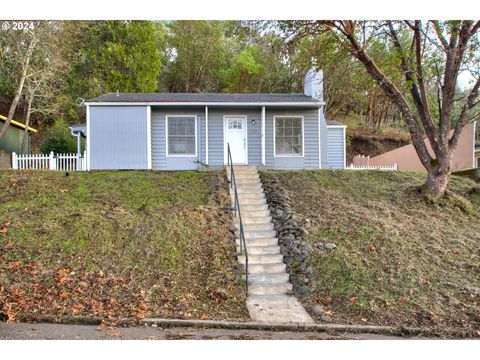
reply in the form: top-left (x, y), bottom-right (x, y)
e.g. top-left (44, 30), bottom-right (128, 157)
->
top-left (11, 313), bottom-right (473, 338)
top-left (141, 318), bottom-right (463, 338)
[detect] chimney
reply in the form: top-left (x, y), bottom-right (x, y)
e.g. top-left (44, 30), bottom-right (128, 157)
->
top-left (304, 68), bottom-right (324, 101)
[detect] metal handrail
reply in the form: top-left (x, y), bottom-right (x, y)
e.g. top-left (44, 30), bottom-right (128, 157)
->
top-left (227, 143), bottom-right (249, 296)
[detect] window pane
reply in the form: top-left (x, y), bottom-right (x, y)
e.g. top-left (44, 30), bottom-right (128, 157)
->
top-left (168, 117), bottom-right (196, 155)
top-left (275, 117), bottom-right (302, 155)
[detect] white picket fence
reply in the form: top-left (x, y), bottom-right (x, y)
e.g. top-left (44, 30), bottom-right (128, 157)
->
top-left (12, 151), bottom-right (87, 171)
top-left (346, 164), bottom-right (398, 171)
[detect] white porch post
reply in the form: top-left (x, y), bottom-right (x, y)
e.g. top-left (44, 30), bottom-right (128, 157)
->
top-left (147, 105), bottom-right (152, 170)
top-left (86, 104), bottom-right (91, 171)
top-left (205, 106), bottom-right (209, 165)
top-left (318, 107), bottom-right (322, 169)
top-left (261, 106), bottom-right (265, 166)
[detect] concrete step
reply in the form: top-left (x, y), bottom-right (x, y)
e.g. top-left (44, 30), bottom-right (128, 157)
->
top-left (248, 283), bottom-right (293, 296)
top-left (236, 198), bottom-right (267, 206)
top-left (236, 244), bottom-right (280, 255)
top-left (234, 187), bottom-right (263, 194)
top-left (236, 237), bottom-right (278, 247)
top-left (234, 179), bottom-right (262, 185)
top-left (228, 173), bottom-right (260, 179)
top-left (236, 223), bottom-right (274, 232)
top-left (246, 262), bottom-right (287, 274)
top-left (238, 198), bottom-right (268, 208)
top-left (243, 230), bottom-right (276, 239)
top-left (241, 204), bottom-right (269, 211)
top-left (227, 165), bottom-right (257, 171)
top-left (234, 216), bottom-right (272, 225)
top-left (238, 209), bottom-right (270, 218)
top-left (238, 253), bottom-right (283, 264)
top-left (232, 194), bottom-right (266, 202)
top-left (243, 272), bottom-right (290, 284)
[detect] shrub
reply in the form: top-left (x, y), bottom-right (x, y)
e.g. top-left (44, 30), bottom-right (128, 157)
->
top-left (40, 120), bottom-right (82, 154)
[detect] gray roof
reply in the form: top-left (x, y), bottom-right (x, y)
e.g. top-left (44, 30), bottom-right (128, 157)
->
top-left (326, 120), bottom-right (346, 126)
top-left (87, 93), bottom-right (319, 103)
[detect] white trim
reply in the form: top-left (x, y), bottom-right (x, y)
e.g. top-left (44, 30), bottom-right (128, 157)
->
top-left (318, 108), bottom-right (322, 169)
top-left (86, 104), bottom-right (91, 171)
top-left (223, 115), bottom-right (248, 165)
top-left (343, 126), bottom-right (347, 169)
top-left (146, 106), bottom-right (152, 170)
top-left (205, 106), bottom-right (209, 165)
top-left (85, 101), bottom-right (325, 107)
top-left (165, 115), bottom-right (198, 157)
top-left (472, 121), bottom-right (477, 169)
top-left (327, 125), bottom-right (347, 128)
top-left (273, 115), bottom-right (305, 158)
top-left (261, 106), bottom-right (266, 166)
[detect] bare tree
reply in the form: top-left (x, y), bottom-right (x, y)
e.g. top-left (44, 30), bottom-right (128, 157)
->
top-left (0, 30), bottom-right (38, 140)
top-left (281, 20), bottom-right (480, 198)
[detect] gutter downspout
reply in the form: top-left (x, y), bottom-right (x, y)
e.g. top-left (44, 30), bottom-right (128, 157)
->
top-left (70, 128), bottom-right (82, 171)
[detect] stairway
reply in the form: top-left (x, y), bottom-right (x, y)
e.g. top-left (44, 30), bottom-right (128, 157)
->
top-left (227, 165), bottom-right (314, 324)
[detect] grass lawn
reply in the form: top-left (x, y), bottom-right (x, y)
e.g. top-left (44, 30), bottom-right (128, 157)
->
top-left (0, 170), bottom-right (248, 322)
top-left (270, 170), bottom-right (480, 334)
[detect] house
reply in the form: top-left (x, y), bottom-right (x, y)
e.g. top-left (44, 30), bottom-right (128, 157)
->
top-left (0, 114), bottom-right (37, 168)
top-left (352, 121), bottom-right (478, 171)
top-left (80, 69), bottom-right (346, 171)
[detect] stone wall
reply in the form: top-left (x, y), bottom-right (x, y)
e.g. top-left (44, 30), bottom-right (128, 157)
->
top-left (259, 171), bottom-right (313, 298)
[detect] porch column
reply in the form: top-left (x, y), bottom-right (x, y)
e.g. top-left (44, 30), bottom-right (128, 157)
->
top-left (205, 106), bottom-right (209, 165)
top-left (261, 106), bottom-right (265, 166)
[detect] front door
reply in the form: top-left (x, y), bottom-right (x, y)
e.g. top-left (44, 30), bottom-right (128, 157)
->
top-left (224, 116), bottom-right (247, 164)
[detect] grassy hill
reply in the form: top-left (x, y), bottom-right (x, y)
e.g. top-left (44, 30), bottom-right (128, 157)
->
top-left (270, 170), bottom-right (480, 335)
top-left (0, 170), bottom-right (248, 322)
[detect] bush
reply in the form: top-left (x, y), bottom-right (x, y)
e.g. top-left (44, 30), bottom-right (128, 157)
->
top-left (40, 120), bottom-right (82, 154)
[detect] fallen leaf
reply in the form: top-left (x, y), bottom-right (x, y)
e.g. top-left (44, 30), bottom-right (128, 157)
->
top-left (60, 189), bottom-right (69, 193)
top-left (349, 296), bottom-right (358, 304)
top-left (6, 240), bottom-right (14, 248)
top-left (399, 296), bottom-right (408, 304)
top-left (108, 332), bottom-right (123, 338)
top-left (0, 226), bottom-right (8, 234)
top-left (324, 310), bottom-right (333, 316)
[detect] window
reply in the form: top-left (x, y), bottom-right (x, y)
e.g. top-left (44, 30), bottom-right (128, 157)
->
top-left (274, 116), bottom-right (303, 156)
top-left (167, 116), bottom-right (197, 156)
top-left (228, 119), bottom-right (243, 130)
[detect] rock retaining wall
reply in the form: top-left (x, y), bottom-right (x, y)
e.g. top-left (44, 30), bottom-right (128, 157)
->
top-left (259, 171), bottom-right (313, 298)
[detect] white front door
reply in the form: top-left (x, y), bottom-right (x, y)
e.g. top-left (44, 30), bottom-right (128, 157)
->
top-left (224, 116), bottom-right (247, 164)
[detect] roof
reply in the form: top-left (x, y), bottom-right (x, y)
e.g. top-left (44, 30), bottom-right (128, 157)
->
top-left (326, 120), bottom-right (346, 127)
top-left (86, 93), bottom-right (321, 104)
top-left (0, 114), bottom-right (37, 133)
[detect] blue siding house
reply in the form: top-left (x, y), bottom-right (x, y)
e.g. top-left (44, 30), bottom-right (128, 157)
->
top-left (82, 69), bottom-right (346, 171)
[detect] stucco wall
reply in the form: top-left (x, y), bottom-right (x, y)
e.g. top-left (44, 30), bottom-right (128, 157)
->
top-left (365, 123), bottom-right (476, 171)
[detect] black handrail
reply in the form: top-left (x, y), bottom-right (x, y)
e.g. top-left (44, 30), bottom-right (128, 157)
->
top-left (227, 143), bottom-right (248, 296)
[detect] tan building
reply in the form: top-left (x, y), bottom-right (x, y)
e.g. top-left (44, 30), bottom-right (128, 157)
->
top-left (353, 122), bottom-right (477, 171)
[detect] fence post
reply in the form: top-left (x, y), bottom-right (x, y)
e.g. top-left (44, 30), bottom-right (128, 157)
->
top-left (49, 151), bottom-right (56, 170)
top-left (82, 151), bottom-right (87, 171)
top-left (12, 152), bottom-right (18, 169)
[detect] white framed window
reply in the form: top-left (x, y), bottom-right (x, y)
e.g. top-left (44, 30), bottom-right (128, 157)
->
top-left (166, 115), bottom-right (197, 157)
top-left (274, 116), bottom-right (304, 157)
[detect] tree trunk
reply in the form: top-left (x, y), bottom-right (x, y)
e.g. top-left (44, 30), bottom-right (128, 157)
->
top-left (21, 93), bottom-right (34, 154)
top-left (426, 168), bottom-right (450, 199)
top-left (0, 37), bottom-right (36, 141)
